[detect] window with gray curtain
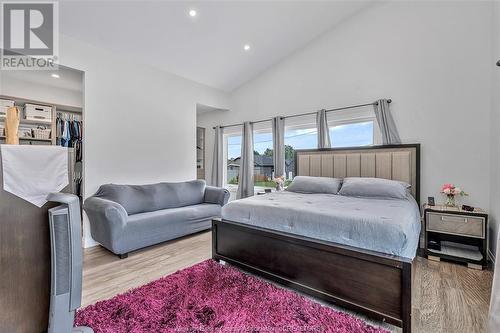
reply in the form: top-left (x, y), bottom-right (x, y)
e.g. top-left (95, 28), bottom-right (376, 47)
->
top-left (211, 126), bottom-right (224, 187)
top-left (236, 122), bottom-right (254, 199)
top-left (217, 99), bottom-right (394, 194)
top-left (373, 99), bottom-right (401, 144)
top-left (316, 109), bottom-right (331, 148)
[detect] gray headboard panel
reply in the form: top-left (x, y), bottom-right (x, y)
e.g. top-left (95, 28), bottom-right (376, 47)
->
top-left (295, 144), bottom-right (420, 204)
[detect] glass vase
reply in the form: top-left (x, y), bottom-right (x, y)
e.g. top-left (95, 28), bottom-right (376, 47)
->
top-left (445, 195), bottom-right (456, 207)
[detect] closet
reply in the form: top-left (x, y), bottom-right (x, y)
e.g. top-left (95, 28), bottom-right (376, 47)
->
top-left (0, 95), bottom-right (84, 198)
top-left (0, 67), bottom-right (85, 333)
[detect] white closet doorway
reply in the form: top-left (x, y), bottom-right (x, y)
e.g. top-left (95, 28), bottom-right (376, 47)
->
top-left (0, 65), bottom-right (85, 202)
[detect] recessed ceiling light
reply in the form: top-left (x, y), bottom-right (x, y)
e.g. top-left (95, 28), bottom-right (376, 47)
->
top-left (244, 44), bottom-right (251, 51)
top-left (189, 9), bottom-right (197, 17)
top-left (51, 73), bottom-right (60, 78)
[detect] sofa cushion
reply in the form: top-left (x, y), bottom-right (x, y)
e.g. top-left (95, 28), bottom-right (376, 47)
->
top-left (126, 203), bottom-right (221, 225)
top-left (116, 203), bottom-right (219, 253)
top-left (94, 180), bottom-right (206, 215)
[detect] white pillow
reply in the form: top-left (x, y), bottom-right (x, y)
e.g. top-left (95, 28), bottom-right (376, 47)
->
top-left (286, 176), bottom-right (342, 195)
top-left (338, 177), bottom-right (410, 199)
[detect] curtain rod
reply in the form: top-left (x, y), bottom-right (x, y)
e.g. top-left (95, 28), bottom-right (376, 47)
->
top-left (213, 99), bottom-right (391, 130)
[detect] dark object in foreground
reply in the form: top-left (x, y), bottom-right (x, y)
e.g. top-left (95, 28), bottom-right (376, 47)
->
top-left (212, 219), bottom-right (413, 333)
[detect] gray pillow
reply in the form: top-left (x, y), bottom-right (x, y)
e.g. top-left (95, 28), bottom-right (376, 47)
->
top-left (286, 176), bottom-right (342, 195)
top-left (338, 177), bottom-right (409, 199)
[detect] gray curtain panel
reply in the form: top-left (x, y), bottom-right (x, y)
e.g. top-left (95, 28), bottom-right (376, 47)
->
top-left (236, 122), bottom-right (254, 199)
top-left (272, 116), bottom-right (285, 177)
top-left (211, 126), bottom-right (224, 187)
top-left (374, 99), bottom-right (401, 144)
top-left (316, 109), bottom-right (331, 148)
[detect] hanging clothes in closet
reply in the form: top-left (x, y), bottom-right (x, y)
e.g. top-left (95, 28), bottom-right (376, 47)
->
top-left (56, 112), bottom-right (83, 162)
top-left (56, 111), bottom-right (84, 198)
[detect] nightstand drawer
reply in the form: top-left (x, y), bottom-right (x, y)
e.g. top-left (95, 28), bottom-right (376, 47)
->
top-left (426, 212), bottom-right (484, 238)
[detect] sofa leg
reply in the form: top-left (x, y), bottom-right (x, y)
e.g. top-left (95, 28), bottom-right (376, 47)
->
top-left (118, 253), bottom-right (128, 259)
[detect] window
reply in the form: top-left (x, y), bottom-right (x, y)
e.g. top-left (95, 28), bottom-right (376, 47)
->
top-left (328, 108), bottom-right (380, 148)
top-left (223, 124), bottom-right (276, 197)
top-left (284, 114), bottom-right (317, 179)
top-left (253, 123), bottom-right (274, 191)
top-left (226, 134), bottom-right (242, 185)
top-left (330, 120), bottom-right (374, 147)
top-left (223, 126), bottom-right (243, 201)
top-left (222, 108), bottom-right (379, 198)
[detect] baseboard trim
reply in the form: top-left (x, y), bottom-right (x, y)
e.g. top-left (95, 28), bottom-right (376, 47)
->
top-left (84, 237), bottom-right (99, 249)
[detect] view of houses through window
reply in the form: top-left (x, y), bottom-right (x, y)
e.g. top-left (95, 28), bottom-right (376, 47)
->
top-left (253, 129), bottom-right (274, 189)
top-left (224, 112), bottom-right (378, 197)
top-left (227, 134), bottom-right (242, 185)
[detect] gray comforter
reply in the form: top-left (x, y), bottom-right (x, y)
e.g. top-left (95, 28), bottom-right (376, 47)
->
top-left (221, 191), bottom-right (421, 259)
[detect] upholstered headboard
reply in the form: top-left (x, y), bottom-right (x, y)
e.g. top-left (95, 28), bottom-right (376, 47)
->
top-left (295, 144), bottom-right (420, 204)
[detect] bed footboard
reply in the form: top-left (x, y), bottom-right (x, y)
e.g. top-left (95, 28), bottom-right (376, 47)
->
top-left (212, 219), bottom-right (413, 333)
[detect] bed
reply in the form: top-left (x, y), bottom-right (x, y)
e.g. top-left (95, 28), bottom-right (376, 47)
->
top-left (212, 144), bottom-right (420, 333)
top-left (222, 191), bottom-right (421, 259)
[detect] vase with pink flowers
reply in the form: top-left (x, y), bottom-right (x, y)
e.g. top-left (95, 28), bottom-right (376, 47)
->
top-left (440, 183), bottom-right (468, 207)
top-left (273, 175), bottom-right (285, 191)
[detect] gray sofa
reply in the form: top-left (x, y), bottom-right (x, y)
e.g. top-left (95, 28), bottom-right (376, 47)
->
top-left (83, 180), bottom-right (229, 258)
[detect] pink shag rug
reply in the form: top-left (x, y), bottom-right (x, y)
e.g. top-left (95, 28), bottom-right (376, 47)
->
top-left (76, 260), bottom-right (389, 333)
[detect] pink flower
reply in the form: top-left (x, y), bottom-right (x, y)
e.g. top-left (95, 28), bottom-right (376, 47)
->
top-left (440, 183), bottom-right (467, 197)
top-left (441, 183), bottom-right (454, 191)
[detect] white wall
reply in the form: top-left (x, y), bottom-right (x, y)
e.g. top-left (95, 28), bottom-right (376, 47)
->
top-left (0, 74), bottom-right (83, 108)
top-left (57, 35), bottom-right (230, 247)
top-left (491, 2), bottom-right (500, 262)
top-left (198, 1), bottom-right (494, 252)
top-left (0, 36), bottom-right (230, 248)
top-left (490, 2), bottom-right (500, 326)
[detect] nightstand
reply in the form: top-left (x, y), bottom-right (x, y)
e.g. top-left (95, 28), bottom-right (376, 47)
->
top-left (423, 204), bottom-right (488, 270)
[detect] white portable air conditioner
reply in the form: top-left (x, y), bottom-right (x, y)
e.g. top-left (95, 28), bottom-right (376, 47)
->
top-left (47, 193), bottom-right (93, 333)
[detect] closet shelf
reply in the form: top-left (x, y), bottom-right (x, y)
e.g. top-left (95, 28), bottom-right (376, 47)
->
top-left (20, 119), bottom-right (52, 125)
top-left (0, 136), bottom-right (52, 142)
top-left (0, 118), bottom-right (52, 126)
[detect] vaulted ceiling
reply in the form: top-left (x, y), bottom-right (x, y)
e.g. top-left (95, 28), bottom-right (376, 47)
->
top-left (60, 1), bottom-right (373, 92)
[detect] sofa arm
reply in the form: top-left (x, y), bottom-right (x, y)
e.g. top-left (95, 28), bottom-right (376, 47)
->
top-left (83, 197), bottom-right (128, 249)
top-left (204, 186), bottom-right (230, 206)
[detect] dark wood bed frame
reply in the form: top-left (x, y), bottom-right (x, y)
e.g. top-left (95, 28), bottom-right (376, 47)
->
top-left (212, 144), bottom-right (420, 333)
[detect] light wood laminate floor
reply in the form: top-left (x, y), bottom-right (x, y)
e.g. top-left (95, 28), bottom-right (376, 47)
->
top-left (82, 231), bottom-right (493, 333)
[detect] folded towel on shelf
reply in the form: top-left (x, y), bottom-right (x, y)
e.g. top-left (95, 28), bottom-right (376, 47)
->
top-left (1, 145), bottom-right (68, 207)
